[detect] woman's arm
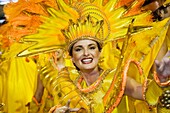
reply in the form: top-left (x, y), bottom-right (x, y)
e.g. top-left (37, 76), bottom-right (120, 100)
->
top-left (125, 76), bottom-right (143, 100)
top-left (34, 74), bottom-right (44, 103)
top-left (125, 50), bottom-right (170, 100)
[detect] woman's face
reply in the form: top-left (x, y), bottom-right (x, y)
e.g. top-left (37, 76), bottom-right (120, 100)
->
top-left (71, 39), bottom-right (101, 71)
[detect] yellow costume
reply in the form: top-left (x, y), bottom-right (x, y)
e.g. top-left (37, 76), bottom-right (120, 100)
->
top-left (27, 52), bottom-right (73, 113)
top-left (0, 0), bottom-right (59, 112)
top-left (1, 0), bottom-right (170, 113)
top-left (40, 63), bottom-right (124, 112)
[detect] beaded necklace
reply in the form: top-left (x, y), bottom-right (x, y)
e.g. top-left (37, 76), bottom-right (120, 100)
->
top-left (76, 70), bottom-right (109, 93)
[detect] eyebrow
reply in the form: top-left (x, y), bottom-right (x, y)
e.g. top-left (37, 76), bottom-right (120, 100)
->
top-left (74, 45), bottom-right (83, 48)
top-left (88, 44), bottom-right (96, 46)
top-left (74, 43), bottom-right (96, 48)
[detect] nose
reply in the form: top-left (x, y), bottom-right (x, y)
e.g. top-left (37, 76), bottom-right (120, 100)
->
top-left (83, 48), bottom-right (89, 56)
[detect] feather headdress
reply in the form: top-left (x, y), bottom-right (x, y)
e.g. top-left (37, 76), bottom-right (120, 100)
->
top-left (16, 0), bottom-right (170, 80)
top-left (17, 0), bottom-right (155, 57)
top-left (7, 0), bottom-right (169, 112)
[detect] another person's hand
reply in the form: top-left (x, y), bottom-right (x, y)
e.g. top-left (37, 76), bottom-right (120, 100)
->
top-left (155, 50), bottom-right (170, 82)
top-left (52, 100), bottom-right (80, 113)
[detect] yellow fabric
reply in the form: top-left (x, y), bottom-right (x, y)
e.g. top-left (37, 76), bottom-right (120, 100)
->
top-left (38, 89), bottom-right (54, 113)
top-left (164, 0), bottom-right (170, 6)
top-left (38, 61), bottom-right (165, 113)
top-left (0, 57), bottom-right (37, 113)
top-left (145, 80), bottom-right (163, 106)
top-left (99, 18), bottom-right (169, 113)
top-left (1, 0), bottom-right (169, 113)
top-left (0, 60), bottom-right (8, 112)
top-left (166, 25), bottom-right (170, 50)
top-left (28, 98), bottom-right (41, 113)
top-left (17, 0), bottom-right (153, 57)
top-left (39, 62), bottom-right (129, 113)
top-left (122, 18), bottom-right (169, 113)
top-left (29, 53), bottom-right (73, 113)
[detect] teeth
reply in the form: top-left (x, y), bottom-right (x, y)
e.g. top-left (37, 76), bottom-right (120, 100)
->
top-left (83, 59), bottom-right (91, 62)
top-left (82, 58), bottom-right (92, 63)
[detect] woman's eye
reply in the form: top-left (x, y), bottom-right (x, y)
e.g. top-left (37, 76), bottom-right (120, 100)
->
top-left (89, 46), bottom-right (96, 50)
top-left (75, 48), bottom-right (81, 52)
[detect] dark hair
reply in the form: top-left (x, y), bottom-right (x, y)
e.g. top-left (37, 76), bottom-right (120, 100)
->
top-left (69, 40), bottom-right (102, 70)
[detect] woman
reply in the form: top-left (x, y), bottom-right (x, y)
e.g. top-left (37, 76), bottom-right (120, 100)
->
top-left (50, 38), bottom-right (170, 113)
top-left (15, 0), bottom-right (170, 113)
top-left (50, 39), bottom-right (144, 113)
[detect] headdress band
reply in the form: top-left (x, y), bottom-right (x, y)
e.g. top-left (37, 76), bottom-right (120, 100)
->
top-left (61, 15), bottom-right (104, 53)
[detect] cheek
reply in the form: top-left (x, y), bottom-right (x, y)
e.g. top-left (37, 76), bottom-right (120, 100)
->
top-left (72, 53), bottom-right (80, 63)
top-left (94, 51), bottom-right (100, 59)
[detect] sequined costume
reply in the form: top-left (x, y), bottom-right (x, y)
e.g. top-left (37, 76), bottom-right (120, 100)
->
top-left (0, 0), bottom-right (60, 112)
top-left (0, 0), bottom-right (170, 113)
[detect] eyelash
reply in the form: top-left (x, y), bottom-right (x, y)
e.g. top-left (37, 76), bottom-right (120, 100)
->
top-left (89, 46), bottom-right (95, 49)
top-left (74, 46), bottom-right (96, 52)
top-left (75, 48), bottom-right (81, 52)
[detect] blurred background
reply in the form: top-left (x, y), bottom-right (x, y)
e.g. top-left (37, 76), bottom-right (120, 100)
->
top-left (0, 0), bottom-right (169, 25)
top-left (0, 0), bottom-right (18, 24)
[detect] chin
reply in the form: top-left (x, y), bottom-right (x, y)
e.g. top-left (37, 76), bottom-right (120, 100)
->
top-left (80, 64), bottom-right (97, 70)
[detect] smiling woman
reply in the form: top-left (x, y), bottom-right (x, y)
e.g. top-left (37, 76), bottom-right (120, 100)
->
top-left (71, 40), bottom-right (101, 86)
top-left (72, 40), bottom-right (101, 72)
top-left (11, 0), bottom-right (170, 113)
top-left (47, 14), bottom-right (170, 113)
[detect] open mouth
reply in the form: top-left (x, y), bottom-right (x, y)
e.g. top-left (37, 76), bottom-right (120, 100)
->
top-left (81, 58), bottom-right (93, 64)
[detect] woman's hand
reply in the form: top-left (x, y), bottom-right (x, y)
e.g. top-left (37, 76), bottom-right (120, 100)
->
top-left (155, 50), bottom-right (170, 82)
top-left (53, 100), bottom-right (80, 113)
